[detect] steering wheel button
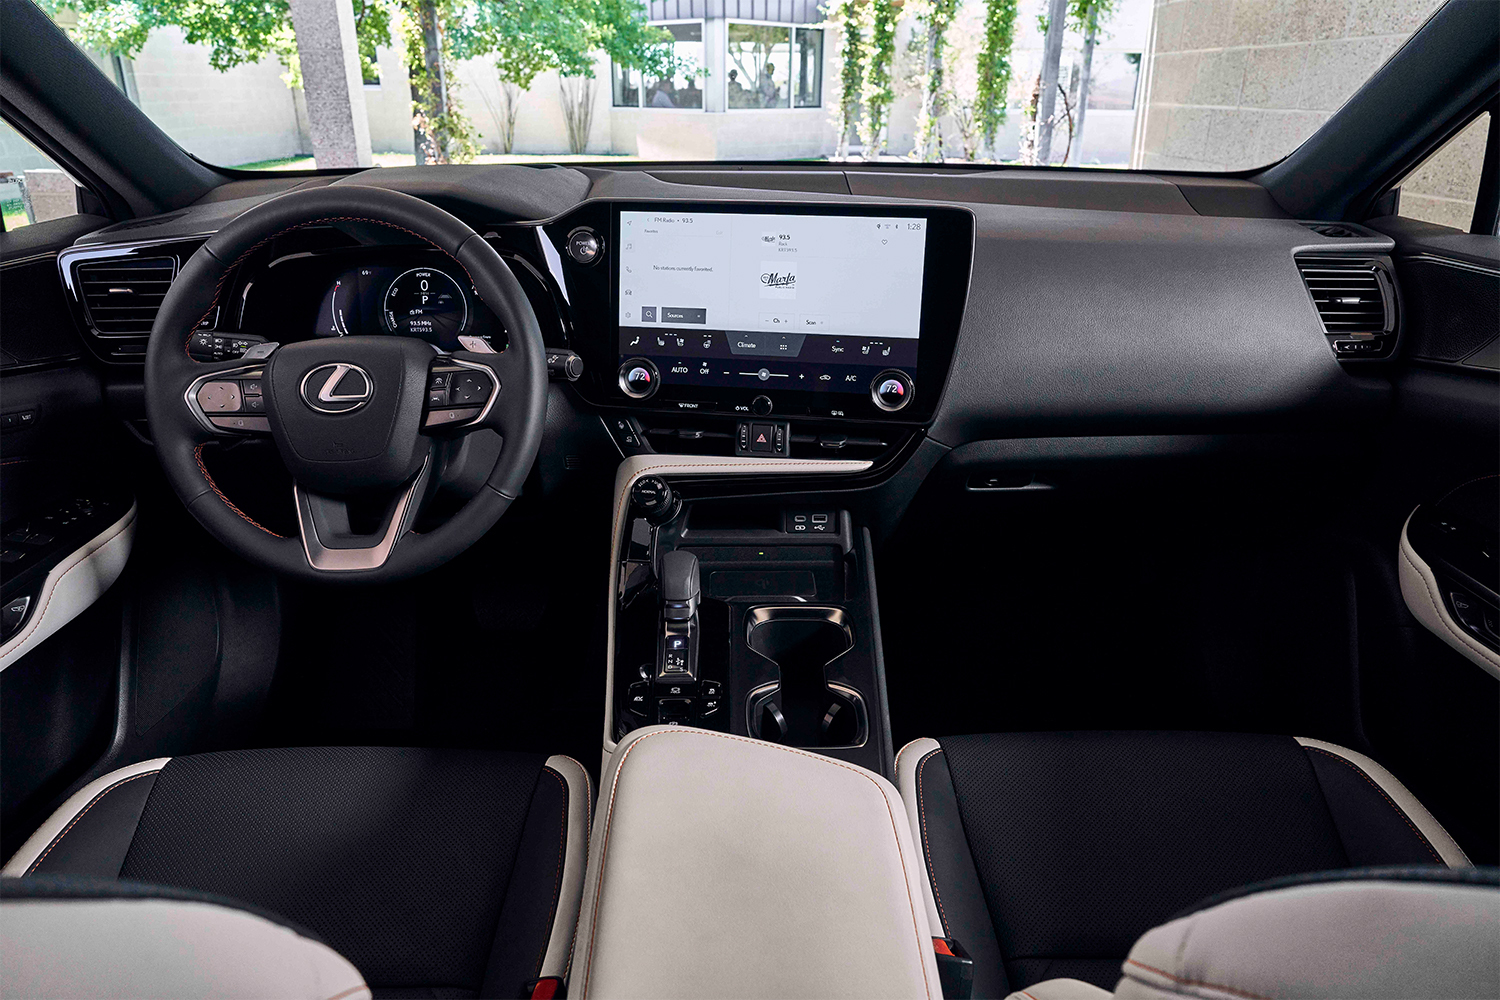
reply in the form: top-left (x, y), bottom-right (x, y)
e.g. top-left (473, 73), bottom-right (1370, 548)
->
top-left (241, 380), bottom-right (262, 396)
top-left (196, 381), bottom-right (243, 412)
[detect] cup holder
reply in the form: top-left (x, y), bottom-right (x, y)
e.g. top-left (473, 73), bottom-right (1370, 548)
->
top-left (744, 606), bottom-right (867, 748)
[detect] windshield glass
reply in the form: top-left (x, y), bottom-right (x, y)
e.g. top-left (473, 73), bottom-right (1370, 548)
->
top-left (39, 0), bottom-right (1444, 171)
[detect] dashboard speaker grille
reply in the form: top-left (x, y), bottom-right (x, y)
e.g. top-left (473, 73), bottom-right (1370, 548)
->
top-left (77, 256), bottom-right (177, 336)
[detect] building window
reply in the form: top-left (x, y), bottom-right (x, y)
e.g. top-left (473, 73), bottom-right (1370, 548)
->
top-left (793, 28), bottom-right (823, 108)
top-left (613, 63), bottom-right (640, 108)
top-left (615, 21), bottom-right (703, 109)
top-left (727, 23), bottom-right (791, 109)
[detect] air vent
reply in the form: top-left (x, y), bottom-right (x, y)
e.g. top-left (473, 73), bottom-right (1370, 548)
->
top-left (77, 256), bottom-right (177, 336)
top-left (1295, 255), bottom-right (1397, 359)
top-left (1300, 222), bottom-right (1364, 238)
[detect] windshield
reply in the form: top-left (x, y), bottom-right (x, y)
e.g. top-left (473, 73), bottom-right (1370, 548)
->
top-left (38, 0), bottom-right (1444, 171)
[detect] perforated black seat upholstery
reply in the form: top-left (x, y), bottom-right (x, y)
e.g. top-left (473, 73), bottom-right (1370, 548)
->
top-left (3, 747), bottom-right (593, 1000)
top-left (896, 731), bottom-right (1471, 998)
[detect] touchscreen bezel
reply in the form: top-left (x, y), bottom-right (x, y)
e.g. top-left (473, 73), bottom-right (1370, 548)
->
top-left (605, 201), bottom-right (974, 422)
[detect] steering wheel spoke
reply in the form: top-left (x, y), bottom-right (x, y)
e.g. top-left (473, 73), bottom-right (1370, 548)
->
top-left (292, 457), bottom-right (432, 573)
top-left (184, 355), bottom-right (276, 438)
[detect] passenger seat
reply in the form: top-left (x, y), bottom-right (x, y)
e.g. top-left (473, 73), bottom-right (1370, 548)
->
top-left (896, 732), bottom-right (1474, 997)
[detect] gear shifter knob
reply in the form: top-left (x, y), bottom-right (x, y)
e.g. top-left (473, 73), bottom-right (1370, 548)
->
top-left (661, 550), bottom-right (700, 621)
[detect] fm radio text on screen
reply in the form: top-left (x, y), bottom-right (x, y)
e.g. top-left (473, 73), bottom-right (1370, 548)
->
top-left (616, 212), bottom-right (927, 341)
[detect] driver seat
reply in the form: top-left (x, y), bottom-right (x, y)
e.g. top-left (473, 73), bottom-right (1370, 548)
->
top-left (0, 747), bottom-right (592, 999)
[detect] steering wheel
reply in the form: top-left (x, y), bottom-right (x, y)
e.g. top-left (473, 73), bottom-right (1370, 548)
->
top-left (144, 186), bottom-right (548, 583)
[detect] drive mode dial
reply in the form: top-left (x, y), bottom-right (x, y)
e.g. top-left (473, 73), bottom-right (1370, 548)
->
top-left (871, 369), bottom-right (914, 412)
top-left (619, 358), bottom-right (660, 399)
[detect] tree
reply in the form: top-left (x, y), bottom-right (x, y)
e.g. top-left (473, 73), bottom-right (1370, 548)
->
top-left (1034, 0), bottom-right (1067, 163)
top-left (973, 0), bottom-right (1017, 157)
top-left (457, 0), bottom-right (683, 155)
top-left (1066, 0), bottom-right (1118, 164)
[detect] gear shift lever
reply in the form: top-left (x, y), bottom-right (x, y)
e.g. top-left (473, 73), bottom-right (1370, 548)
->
top-left (658, 551), bottom-right (700, 684)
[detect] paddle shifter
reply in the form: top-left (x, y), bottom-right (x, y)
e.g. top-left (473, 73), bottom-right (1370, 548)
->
top-left (658, 550), bottom-right (700, 685)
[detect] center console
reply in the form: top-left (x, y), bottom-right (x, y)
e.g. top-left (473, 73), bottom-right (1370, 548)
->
top-left (607, 458), bottom-right (895, 777)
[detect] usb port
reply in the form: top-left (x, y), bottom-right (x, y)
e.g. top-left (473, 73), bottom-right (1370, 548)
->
top-left (811, 513), bottom-right (829, 524)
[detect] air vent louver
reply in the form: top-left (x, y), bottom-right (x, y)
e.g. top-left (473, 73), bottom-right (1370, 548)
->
top-left (77, 256), bottom-right (176, 336)
top-left (1295, 255), bottom-right (1396, 359)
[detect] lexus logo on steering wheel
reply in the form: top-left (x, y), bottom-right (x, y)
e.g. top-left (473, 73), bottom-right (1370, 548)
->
top-left (300, 363), bottom-right (373, 414)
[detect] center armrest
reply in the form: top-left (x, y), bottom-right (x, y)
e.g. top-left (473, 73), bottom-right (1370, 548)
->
top-left (574, 726), bottom-right (943, 999)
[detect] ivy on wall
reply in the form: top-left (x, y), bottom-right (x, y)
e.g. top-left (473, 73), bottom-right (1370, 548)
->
top-left (856, 0), bottom-right (898, 159)
top-left (824, 0), bottom-right (866, 160)
top-left (974, 0), bottom-right (1018, 155)
top-left (909, 0), bottom-right (960, 162)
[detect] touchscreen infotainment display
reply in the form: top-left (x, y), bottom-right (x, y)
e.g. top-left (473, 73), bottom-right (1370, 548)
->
top-left (616, 210), bottom-right (927, 394)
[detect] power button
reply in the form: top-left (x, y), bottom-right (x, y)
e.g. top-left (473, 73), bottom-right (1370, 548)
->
top-left (566, 227), bottom-right (602, 265)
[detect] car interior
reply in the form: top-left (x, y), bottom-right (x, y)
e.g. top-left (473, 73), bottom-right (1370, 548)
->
top-left (0, 0), bottom-right (1497, 997)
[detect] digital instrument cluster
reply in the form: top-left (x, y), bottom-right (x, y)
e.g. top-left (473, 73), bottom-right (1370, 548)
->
top-left (314, 264), bottom-right (480, 350)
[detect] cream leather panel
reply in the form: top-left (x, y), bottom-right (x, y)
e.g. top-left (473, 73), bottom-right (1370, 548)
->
top-left (575, 726), bottom-right (942, 999)
top-left (541, 754), bottom-right (594, 981)
top-left (1005, 979), bottom-right (1113, 1000)
top-left (895, 737), bottom-right (947, 936)
top-left (1294, 737), bottom-right (1471, 867)
top-left (1398, 512), bottom-right (1500, 680)
top-left (3, 757), bottom-right (170, 877)
top-left (0, 504), bottom-right (137, 671)
top-left (1, 896), bottom-right (370, 1000)
top-left (1114, 878), bottom-right (1499, 1000)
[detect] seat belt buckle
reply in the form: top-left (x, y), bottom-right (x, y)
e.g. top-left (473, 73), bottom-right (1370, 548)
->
top-left (523, 976), bottom-right (566, 999)
top-left (932, 937), bottom-right (974, 1000)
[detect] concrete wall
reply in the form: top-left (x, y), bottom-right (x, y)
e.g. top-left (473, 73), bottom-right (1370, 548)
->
top-left (1133, 0), bottom-right (1445, 171)
top-left (126, 26), bottom-right (311, 165)
top-left (1399, 111), bottom-right (1490, 231)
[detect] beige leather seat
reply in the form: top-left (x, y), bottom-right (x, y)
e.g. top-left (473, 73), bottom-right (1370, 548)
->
top-left (1003, 869), bottom-right (1499, 1000)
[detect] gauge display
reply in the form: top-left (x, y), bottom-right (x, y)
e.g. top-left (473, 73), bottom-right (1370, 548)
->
top-left (383, 268), bottom-right (468, 341)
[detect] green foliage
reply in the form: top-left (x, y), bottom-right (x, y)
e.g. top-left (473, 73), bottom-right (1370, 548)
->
top-left (856, 0), bottom-right (896, 159)
top-left (47, 0), bottom-right (298, 73)
top-left (974, 0), bottom-right (1018, 153)
top-left (909, 0), bottom-right (960, 162)
top-left (1067, 0), bottom-right (1118, 34)
top-left (823, 0), bottom-right (864, 157)
top-left (454, 0), bottom-right (680, 89)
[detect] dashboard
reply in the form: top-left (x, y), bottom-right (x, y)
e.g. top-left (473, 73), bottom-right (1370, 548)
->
top-left (50, 163), bottom-right (1402, 466)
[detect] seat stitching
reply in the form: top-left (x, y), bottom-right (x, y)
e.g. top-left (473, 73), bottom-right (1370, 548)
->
top-left (3, 508), bottom-right (135, 656)
top-left (324, 986), bottom-right (368, 1000)
top-left (1124, 958), bottom-right (1272, 1000)
top-left (1435, 473), bottom-right (1497, 506)
top-left (1302, 745), bottom-right (1443, 864)
top-left (1399, 542), bottom-right (1500, 669)
top-left (194, 443), bottom-right (285, 537)
top-left (24, 769), bottom-right (163, 874)
top-left (582, 728), bottom-right (936, 1000)
top-left (560, 755), bottom-right (593, 982)
top-left (914, 748), bottom-right (951, 937)
top-left (532, 766), bottom-right (570, 980)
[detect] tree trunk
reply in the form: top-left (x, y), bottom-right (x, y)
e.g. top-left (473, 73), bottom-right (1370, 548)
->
top-left (1073, 7), bottom-right (1098, 165)
top-left (1034, 0), bottom-right (1068, 164)
top-left (410, 0), bottom-right (448, 164)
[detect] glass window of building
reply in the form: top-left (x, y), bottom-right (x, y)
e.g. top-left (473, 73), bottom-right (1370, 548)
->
top-left (643, 22), bottom-right (704, 109)
top-left (793, 28), bottom-right (823, 108)
top-left (613, 62), bottom-right (640, 108)
top-left (727, 24), bottom-right (790, 109)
